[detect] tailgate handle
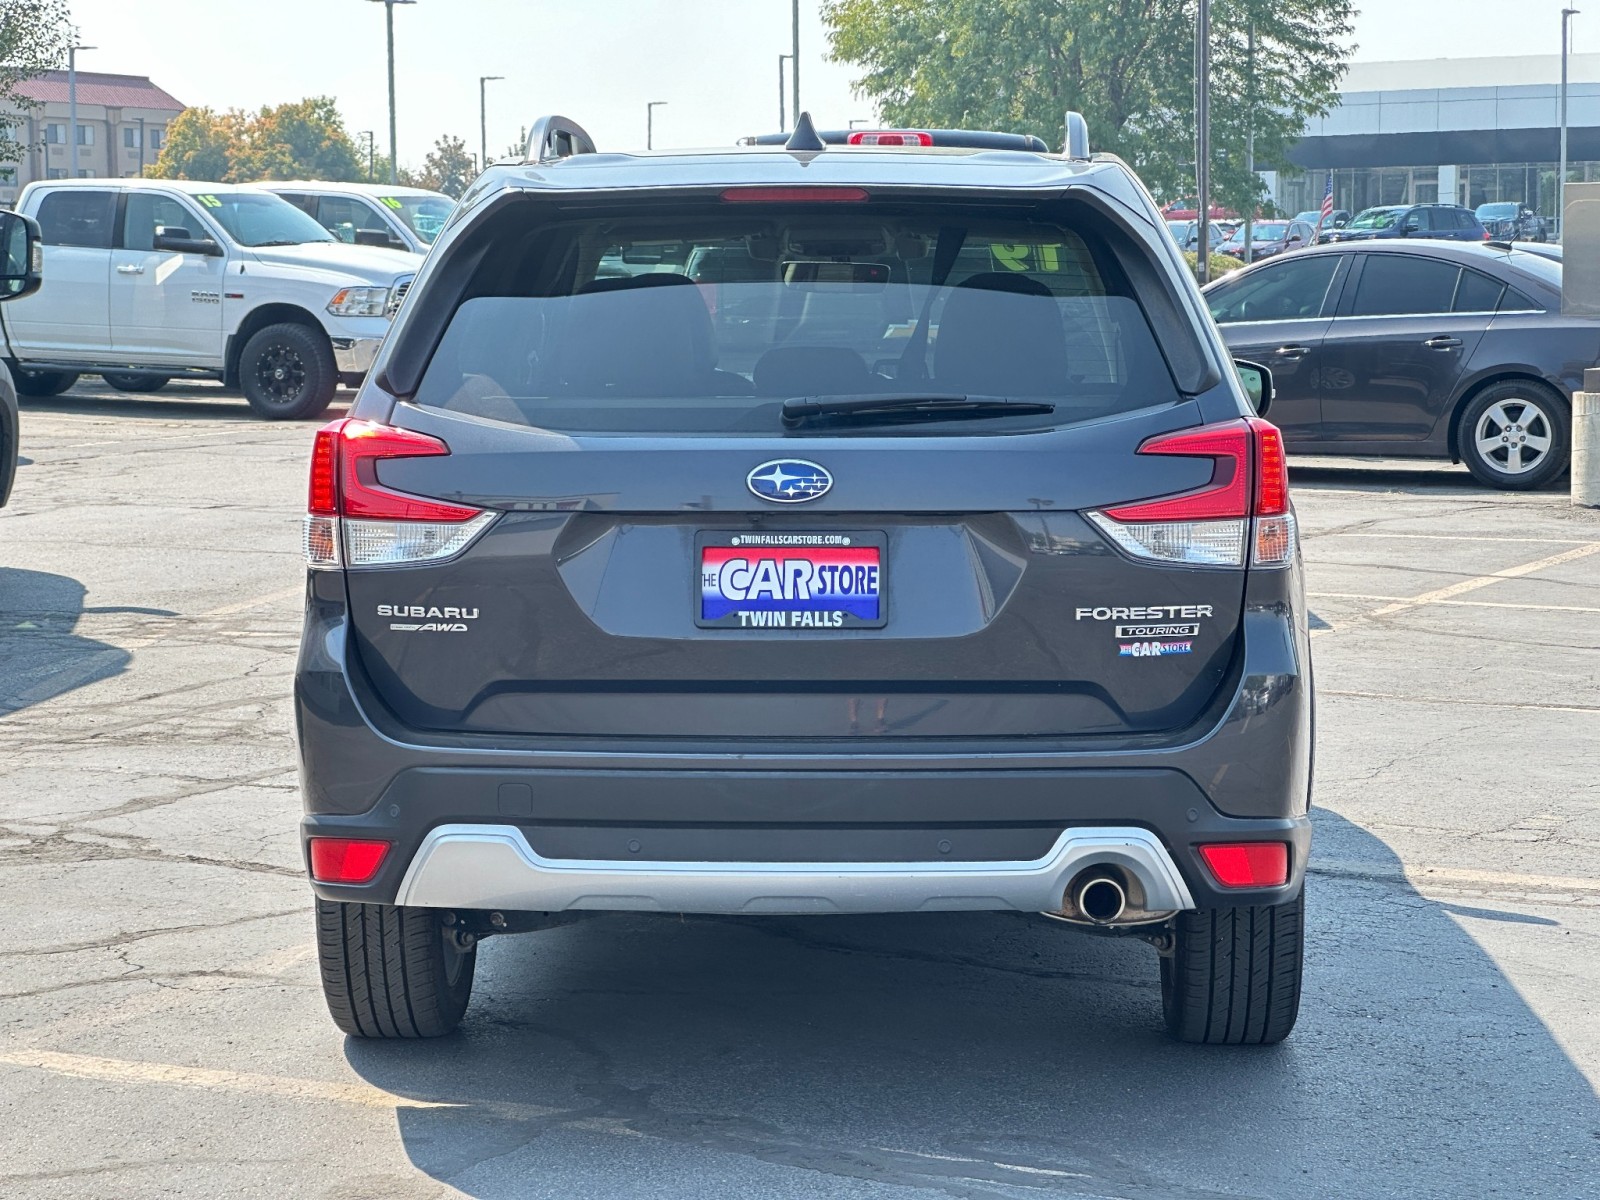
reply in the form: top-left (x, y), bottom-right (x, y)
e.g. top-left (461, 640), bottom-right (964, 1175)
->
top-left (1424, 335), bottom-right (1463, 350)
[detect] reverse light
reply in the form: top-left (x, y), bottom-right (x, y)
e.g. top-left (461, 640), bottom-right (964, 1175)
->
top-left (308, 837), bottom-right (391, 885)
top-left (846, 131), bottom-right (934, 146)
top-left (326, 285), bottom-right (392, 319)
top-left (304, 419), bottom-right (496, 569)
top-left (1086, 417), bottom-right (1297, 569)
top-left (1198, 842), bottom-right (1290, 889)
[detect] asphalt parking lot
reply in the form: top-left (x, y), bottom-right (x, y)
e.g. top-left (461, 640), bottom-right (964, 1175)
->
top-left (2, 379), bottom-right (1598, 1199)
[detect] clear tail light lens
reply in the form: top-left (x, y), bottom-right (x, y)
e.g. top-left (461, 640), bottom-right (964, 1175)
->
top-left (1087, 416), bottom-right (1295, 569)
top-left (304, 419), bottom-right (496, 569)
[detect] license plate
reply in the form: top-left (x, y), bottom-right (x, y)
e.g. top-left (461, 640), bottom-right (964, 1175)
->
top-left (696, 532), bottom-right (887, 629)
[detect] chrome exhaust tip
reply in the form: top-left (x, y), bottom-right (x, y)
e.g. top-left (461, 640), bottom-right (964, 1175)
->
top-left (1073, 871), bottom-right (1128, 925)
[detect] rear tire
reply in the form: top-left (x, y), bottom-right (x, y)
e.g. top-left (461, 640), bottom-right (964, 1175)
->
top-left (239, 323), bottom-right (336, 420)
top-left (12, 368), bottom-right (78, 397)
top-left (1160, 889), bottom-right (1304, 1045)
top-left (101, 372), bottom-right (170, 393)
top-left (1457, 382), bottom-right (1569, 491)
top-left (314, 899), bottom-right (476, 1038)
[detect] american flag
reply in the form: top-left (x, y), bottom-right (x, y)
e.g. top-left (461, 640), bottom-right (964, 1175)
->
top-left (1318, 173), bottom-right (1335, 231)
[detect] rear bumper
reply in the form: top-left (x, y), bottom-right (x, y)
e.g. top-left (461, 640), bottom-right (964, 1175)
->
top-left (296, 558), bottom-right (1314, 914)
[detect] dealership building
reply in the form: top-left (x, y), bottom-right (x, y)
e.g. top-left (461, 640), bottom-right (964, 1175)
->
top-left (1269, 53), bottom-right (1600, 222)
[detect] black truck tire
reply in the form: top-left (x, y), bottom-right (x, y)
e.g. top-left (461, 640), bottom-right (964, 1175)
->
top-left (1160, 889), bottom-right (1304, 1045)
top-left (101, 372), bottom-right (170, 393)
top-left (315, 899), bottom-right (476, 1038)
top-left (239, 323), bottom-right (337, 420)
top-left (12, 368), bottom-right (79, 397)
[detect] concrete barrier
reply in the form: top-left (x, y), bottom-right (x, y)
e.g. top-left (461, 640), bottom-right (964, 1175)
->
top-left (1575, 367), bottom-right (1600, 508)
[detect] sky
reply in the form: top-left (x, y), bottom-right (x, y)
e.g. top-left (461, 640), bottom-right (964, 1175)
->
top-left (62, 1), bottom-right (1595, 168)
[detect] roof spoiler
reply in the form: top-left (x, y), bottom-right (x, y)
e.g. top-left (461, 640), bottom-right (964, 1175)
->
top-left (523, 115), bottom-right (597, 164)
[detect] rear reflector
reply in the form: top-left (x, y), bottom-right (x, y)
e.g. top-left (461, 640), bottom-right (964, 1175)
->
top-left (721, 186), bottom-right (870, 203)
top-left (308, 838), bottom-right (391, 885)
top-left (1198, 842), bottom-right (1290, 888)
top-left (1087, 417), bottom-right (1296, 569)
top-left (846, 131), bottom-right (933, 146)
top-left (304, 419), bottom-right (496, 570)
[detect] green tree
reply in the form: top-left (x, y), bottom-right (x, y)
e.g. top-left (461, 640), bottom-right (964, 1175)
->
top-left (147, 106), bottom-right (247, 181)
top-left (0, 0), bottom-right (74, 163)
top-left (822, 0), bottom-right (1353, 212)
top-left (237, 96), bottom-right (364, 181)
top-left (411, 134), bottom-right (476, 198)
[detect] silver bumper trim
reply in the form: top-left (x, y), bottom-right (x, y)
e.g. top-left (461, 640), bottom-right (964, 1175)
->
top-left (393, 824), bottom-right (1196, 915)
top-left (329, 336), bottom-right (382, 375)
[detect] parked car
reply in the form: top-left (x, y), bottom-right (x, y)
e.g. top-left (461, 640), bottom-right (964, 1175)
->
top-left (1475, 202), bottom-right (1548, 243)
top-left (0, 179), bottom-right (423, 418)
top-left (1221, 219), bottom-right (1317, 261)
top-left (264, 182), bottom-right (455, 255)
top-left (1320, 204), bottom-right (1487, 244)
top-left (1204, 240), bottom-right (1579, 489)
top-left (297, 113), bottom-right (1313, 1046)
top-left (1293, 209), bottom-right (1351, 234)
top-left (1164, 219), bottom-right (1225, 252)
top-left (0, 211), bottom-right (44, 509)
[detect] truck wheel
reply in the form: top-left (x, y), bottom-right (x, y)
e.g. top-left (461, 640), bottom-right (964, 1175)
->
top-left (1457, 383), bottom-right (1568, 491)
top-left (240, 323), bottom-right (336, 420)
top-left (101, 372), bottom-right (170, 393)
top-left (12, 368), bottom-right (79, 397)
top-left (1160, 889), bottom-right (1304, 1045)
top-left (315, 899), bottom-right (476, 1038)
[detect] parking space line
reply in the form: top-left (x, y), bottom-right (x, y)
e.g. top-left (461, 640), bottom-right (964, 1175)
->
top-left (1311, 859), bottom-right (1600, 898)
top-left (0, 1050), bottom-right (462, 1110)
top-left (1318, 532), bottom-right (1597, 545)
top-left (1309, 591), bottom-right (1600, 615)
top-left (1321, 687), bottom-right (1600, 715)
top-left (1364, 543), bottom-right (1600, 618)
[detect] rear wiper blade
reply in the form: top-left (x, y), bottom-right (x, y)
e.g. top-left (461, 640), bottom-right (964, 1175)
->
top-left (780, 393), bottom-right (1054, 428)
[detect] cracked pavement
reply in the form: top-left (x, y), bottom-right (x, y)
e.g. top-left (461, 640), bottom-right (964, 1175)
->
top-left (1, 383), bottom-right (1598, 1199)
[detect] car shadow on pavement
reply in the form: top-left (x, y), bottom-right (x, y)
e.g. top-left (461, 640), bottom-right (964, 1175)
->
top-left (344, 809), bottom-right (1600, 1199)
top-left (19, 383), bottom-right (349, 423)
top-left (0, 569), bottom-right (132, 716)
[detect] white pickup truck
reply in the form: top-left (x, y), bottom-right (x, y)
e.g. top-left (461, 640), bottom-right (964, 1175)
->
top-left (0, 179), bottom-right (423, 419)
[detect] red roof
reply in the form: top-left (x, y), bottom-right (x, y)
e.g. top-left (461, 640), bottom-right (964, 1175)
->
top-left (14, 70), bottom-right (184, 112)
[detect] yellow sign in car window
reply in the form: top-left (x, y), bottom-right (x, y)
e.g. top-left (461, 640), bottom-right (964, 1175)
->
top-left (195, 194), bottom-right (223, 208)
top-left (991, 244), bottom-right (1067, 273)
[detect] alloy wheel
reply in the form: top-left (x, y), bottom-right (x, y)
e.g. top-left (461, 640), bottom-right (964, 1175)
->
top-left (255, 343), bottom-right (307, 407)
top-left (1473, 397), bottom-right (1553, 477)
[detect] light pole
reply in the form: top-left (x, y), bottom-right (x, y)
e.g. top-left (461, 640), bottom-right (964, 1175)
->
top-left (1195, 0), bottom-right (1212, 284)
top-left (358, 130), bottom-right (375, 181)
top-left (791, 0), bottom-right (800, 127)
top-left (479, 75), bottom-right (503, 171)
top-left (778, 54), bottom-right (793, 130)
top-left (68, 44), bottom-right (95, 177)
top-left (367, 0), bottom-right (416, 185)
top-left (1562, 8), bottom-right (1580, 236)
top-left (849, 118), bottom-right (871, 129)
top-left (647, 101), bottom-right (668, 150)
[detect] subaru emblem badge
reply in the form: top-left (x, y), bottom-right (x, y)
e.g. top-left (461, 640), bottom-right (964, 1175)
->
top-left (746, 459), bottom-right (833, 504)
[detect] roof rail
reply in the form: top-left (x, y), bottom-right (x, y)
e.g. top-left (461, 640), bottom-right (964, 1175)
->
top-left (523, 115), bottom-right (597, 164)
top-left (1064, 111), bottom-right (1090, 160)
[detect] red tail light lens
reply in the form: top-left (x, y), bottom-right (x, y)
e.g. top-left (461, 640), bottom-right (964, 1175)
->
top-left (1249, 417), bottom-right (1289, 516)
top-left (308, 837), bottom-right (391, 885)
top-left (1104, 421), bottom-right (1252, 522)
top-left (1198, 842), bottom-right (1290, 888)
top-left (304, 419), bottom-right (495, 569)
top-left (721, 186), bottom-right (870, 203)
top-left (846, 131), bottom-right (934, 146)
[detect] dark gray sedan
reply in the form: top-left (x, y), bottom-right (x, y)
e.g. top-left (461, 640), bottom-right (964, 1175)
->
top-left (1204, 240), bottom-right (1589, 489)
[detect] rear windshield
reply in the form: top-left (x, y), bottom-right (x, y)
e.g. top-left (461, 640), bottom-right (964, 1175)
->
top-left (411, 207), bottom-right (1184, 435)
top-left (1348, 208), bottom-right (1402, 231)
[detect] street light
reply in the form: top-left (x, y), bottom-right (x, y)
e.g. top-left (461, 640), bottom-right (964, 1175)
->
top-left (1194, 0), bottom-right (1212, 284)
top-left (68, 44), bottom-right (95, 178)
top-left (479, 75), bottom-right (503, 171)
top-left (647, 101), bottom-right (668, 150)
top-left (848, 119), bottom-right (872, 129)
top-left (366, 0), bottom-right (416, 185)
top-left (1562, 7), bottom-right (1580, 236)
top-left (358, 130), bottom-right (375, 181)
top-left (791, 0), bottom-right (800, 127)
top-left (778, 54), bottom-right (793, 130)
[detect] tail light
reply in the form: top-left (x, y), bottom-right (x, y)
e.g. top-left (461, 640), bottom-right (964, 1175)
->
top-left (1198, 842), bottom-right (1290, 888)
top-left (308, 837), bottom-right (391, 884)
top-left (304, 418), bottom-right (497, 569)
top-left (846, 131), bottom-right (933, 146)
top-left (721, 186), bottom-right (870, 203)
top-left (1085, 417), bottom-right (1296, 568)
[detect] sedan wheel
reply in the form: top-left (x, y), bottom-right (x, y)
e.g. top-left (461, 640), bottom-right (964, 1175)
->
top-left (1459, 384), bottom-right (1569, 490)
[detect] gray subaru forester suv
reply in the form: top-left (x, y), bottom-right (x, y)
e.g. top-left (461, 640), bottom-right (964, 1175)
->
top-left (296, 115), bottom-right (1313, 1045)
